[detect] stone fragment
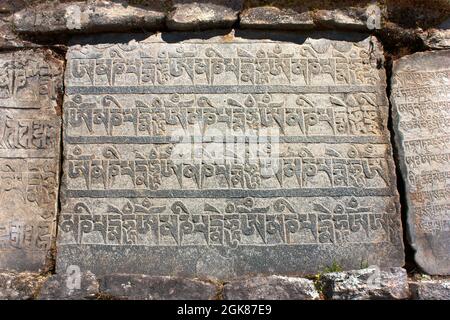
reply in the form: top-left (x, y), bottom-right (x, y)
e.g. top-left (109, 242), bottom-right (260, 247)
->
top-left (223, 275), bottom-right (319, 300)
top-left (99, 274), bottom-right (217, 300)
top-left (391, 50), bottom-right (450, 275)
top-left (13, 1), bottom-right (165, 34)
top-left (0, 49), bottom-right (63, 272)
top-left (239, 7), bottom-right (314, 30)
top-left (0, 15), bottom-right (37, 48)
top-left (314, 5), bottom-right (382, 31)
top-left (409, 279), bottom-right (450, 300)
top-left (57, 31), bottom-right (404, 278)
top-left (37, 270), bottom-right (99, 300)
top-left (320, 267), bottom-right (410, 300)
top-left (419, 19), bottom-right (450, 50)
top-left (0, 272), bottom-right (44, 300)
top-left (167, 0), bottom-right (242, 30)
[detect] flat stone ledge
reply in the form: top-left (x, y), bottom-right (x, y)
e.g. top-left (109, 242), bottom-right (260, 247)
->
top-left (223, 276), bottom-right (320, 300)
top-left (239, 7), bottom-right (315, 30)
top-left (13, 1), bottom-right (165, 34)
top-left (167, 0), bottom-right (243, 31)
top-left (319, 267), bottom-right (410, 300)
top-left (419, 19), bottom-right (450, 49)
top-left (99, 274), bottom-right (218, 300)
top-left (409, 278), bottom-right (450, 300)
top-left (0, 271), bottom-right (45, 300)
top-left (239, 4), bottom-right (382, 31)
top-left (36, 270), bottom-right (99, 300)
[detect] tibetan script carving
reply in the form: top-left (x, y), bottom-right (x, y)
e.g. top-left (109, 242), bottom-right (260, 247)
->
top-left (391, 50), bottom-right (450, 275)
top-left (0, 50), bottom-right (63, 272)
top-left (57, 32), bottom-right (404, 277)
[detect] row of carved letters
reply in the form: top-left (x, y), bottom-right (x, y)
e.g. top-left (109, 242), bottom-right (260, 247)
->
top-left (0, 222), bottom-right (52, 250)
top-left (69, 57), bottom-right (378, 85)
top-left (67, 157), bottom-right (389, 189)
top-left (59, 212), bottom-right (397, 246)
top-left (0, 119), bottom-right (58, 150)
top-left (66, 105), bottom-right (381, 136)
top-left (0, 63), bottom-right (57, 99)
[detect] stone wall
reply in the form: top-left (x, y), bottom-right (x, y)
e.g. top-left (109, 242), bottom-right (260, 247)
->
top-left (0, 0), bottom-right (449, 300)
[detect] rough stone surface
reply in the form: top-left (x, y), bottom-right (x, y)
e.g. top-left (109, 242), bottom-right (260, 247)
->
top-left (314, 7), bottom-right (381, 31)
top-left (240, 5), bottom-right (382, 31)
top-left (239, 7), bottom-right (315, 30)
top-left (320, 267), bottom-right (410, 300)
top-left (57, 31), bottom-right (404, 278)
top-left (0, 15), bottom-right (36, 48)
top-left (37, 270), bottom-right (99, 300)
top-left (99, 274), bottom-right (217, 300)
top-left (223, 275), bottom-right (319, 300)
top-left (167, 0), bottom-right (242, 31)
top-left (409, 279), bottom-right (450, 300)
top-left (13, 1), bottom-right (165, 34)
top-left (0, 49), bottom-right (63, 272)
top-left (0, 272), bottom-right (43, 300)
top-left (420, 19), bottom-right (450, 50)
top-left (391, 50), bottom-right (450, 275)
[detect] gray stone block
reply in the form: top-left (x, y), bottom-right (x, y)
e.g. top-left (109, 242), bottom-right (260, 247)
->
top-left (37, 270), bottom-right (99, 300)
top-left (167, 0), bottom-right (243, 31)
top-left (223, 275), bottom-right (319, 300)
top-left (391, 50), bottom-right (450, 275)
top-left (0, 272), bottom-right (43, 300)
top-left (0, 49), bottom-right (63, 272)
top-left (13, 1), bottom-right (165, 34)
top-left (99, 274), bottom-right (217, 300)
top-left (409, 279), bottom-right (450, 300)
top-left (320, 267), bottom-right (410, 300)
top-left (240, 7), bottom-right (314, 30)
top-left (57, 31), bottom-right (404, 278)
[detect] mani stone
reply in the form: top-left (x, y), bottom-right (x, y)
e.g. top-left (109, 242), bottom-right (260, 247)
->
top-left (0, 49), bottom-right (63, 272)
top-left (391, 50), bottom-right (450, 275)
top-left (57, 31), bottom-right (404, 278)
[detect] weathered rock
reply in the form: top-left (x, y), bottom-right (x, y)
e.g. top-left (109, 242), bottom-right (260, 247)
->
top-left (0, 49), bottom-right (63, 272)
top-left (99, 274), bottom-right (217, 300)
top-left (239, 7), bottom-right (314, 30)
top-left (0, 272), bottom-right (44, 300)
top-left (0, 15), bottom-right (37, 48)
top-left (167, 0), bottom-right (242, 31)
top-left (391, 50), bottom-right (450, 275)
top-left (37, 270), bottom-right (99, 300)
top-left (409, 279), bottom-right (450, 300)
top-left (420, 29), bottom-right (450, 50)
top-left (13, 1), bottom-right (165, 34)
top-left (320, 267), bottom-right (410, 300)
top-left (57, 31), bottom-right (404, 278)
top-left (314, 5), bottom-right (382, 31)
top-left (419, 19), bottom-right (450, 49)
top-left (223, 276), bottom-right (319, 300)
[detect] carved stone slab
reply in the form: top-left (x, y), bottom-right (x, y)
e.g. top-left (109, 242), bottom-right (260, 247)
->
top-left (391, 50), bottom-right (450, 275)
top-left (57, 32), bottom-right (404, 277)
top-left (0, 50), bottom-right (63, 272)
